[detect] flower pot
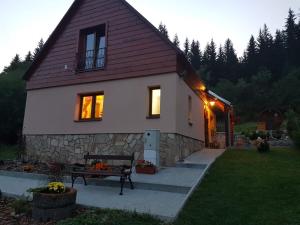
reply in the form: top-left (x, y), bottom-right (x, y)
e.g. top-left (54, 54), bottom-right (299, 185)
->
top-left (32, 187), bottom-right (77, 221)
top-left (135, 166), bottom-right (156, 174)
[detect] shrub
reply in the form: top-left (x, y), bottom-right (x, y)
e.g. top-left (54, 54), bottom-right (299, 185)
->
top-left (256, 137), bottom-right (270, 152)
top-left (246, 131), bottom-right (268, 141)
top-left (57, 209), bottom-right (166, 225)
top-left (286, 110), bottom-right (300, 148)
top-left (257, 140), bottom-right (270, 152)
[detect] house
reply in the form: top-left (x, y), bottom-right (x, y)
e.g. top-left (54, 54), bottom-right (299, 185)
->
top-left (22, 0), bottom-right (233, 166)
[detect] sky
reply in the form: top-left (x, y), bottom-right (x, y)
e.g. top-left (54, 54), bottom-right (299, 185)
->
top-left (0, 0), bottom-right (299, 71)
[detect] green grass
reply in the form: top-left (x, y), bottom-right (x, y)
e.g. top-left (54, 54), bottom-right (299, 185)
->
top-left (57, 148), bottom-right (300, 225)
top-left (234, 122), bottom-right (257, 133)
top-left (175, 148), bottom-right (300, 225)
top-left (0, 145), bottom-right (19, 160)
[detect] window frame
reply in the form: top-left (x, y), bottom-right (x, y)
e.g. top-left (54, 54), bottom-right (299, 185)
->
top-left (147, 86), bottom-right (161, 119)
top-left (77, 24), bottom-right (107, 72)
top-left (78, 92), bottom-right (104, 122)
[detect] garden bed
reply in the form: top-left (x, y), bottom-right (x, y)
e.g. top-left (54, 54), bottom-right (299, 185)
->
top-left (0, 195), bottom-right (87, 225)
top-left (0, 160), bottom-right (74, 177)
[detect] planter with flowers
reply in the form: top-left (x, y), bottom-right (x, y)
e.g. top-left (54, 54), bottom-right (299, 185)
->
top-left (28, 182), bottom-right (77, 221)
top-left (135, 160), bottom-right (156, 174)
top-left (255, 137), bottom-right (270, 152)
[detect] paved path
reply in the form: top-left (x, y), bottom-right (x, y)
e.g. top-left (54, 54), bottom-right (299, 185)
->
top-left (183, 148), bottom-right (226, 165)
top-left (0, 149), bottom-right (225, 221)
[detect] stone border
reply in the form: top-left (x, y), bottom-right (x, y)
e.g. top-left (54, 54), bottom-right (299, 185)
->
top-left (25, 133), bottom-right (204, 166)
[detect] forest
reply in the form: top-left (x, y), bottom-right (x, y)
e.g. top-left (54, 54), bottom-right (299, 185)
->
top-left (0, 9), bottom-right (300, 145)
top-left (160, 9), bottom-right (300, 122)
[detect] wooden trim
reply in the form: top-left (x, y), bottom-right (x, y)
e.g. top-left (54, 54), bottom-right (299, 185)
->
top-left (74, 118), bottom-right (102, 122)
top-left (148, 86), bottom-right (161, 118)
top-left (146, 115), bottom-right (160, 119)
top-left (78, 92), bottom-right (104, 121)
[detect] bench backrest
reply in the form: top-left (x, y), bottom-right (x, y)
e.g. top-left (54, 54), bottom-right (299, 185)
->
top-left (84, 152), bottom-right (134, 167)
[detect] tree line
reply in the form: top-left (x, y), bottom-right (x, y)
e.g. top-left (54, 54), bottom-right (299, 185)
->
top-left (0, 39), bottom-right (44, 144)
top-left (159, 9), bottom-right (300, 121)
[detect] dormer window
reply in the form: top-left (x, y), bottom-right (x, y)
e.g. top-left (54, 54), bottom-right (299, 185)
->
top-left (78, 24), bottom-right (106, 71)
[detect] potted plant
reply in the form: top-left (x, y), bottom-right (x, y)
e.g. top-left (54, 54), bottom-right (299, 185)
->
top-left (135, 160), bottom-right (156, 174)
top-left (256, 137), bottom-right (270, 152)
top-left (28, 182), bottom-right (77, 221)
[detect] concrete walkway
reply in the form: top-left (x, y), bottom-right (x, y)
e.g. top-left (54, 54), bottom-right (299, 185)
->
top-left (0, 148), bottom-right (225, 221)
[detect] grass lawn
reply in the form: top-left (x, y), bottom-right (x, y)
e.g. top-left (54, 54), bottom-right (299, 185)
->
top-left (0, 145), bottom-right (19, 160)
top-left (234, 122), bottom-right (257, 133)
top-left (56, 148), bottom-right (300, 225)
top-left (175, 148), bottom-right (300, 225)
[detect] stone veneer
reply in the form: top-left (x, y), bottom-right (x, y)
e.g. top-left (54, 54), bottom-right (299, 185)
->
top-left (25, 133), bottom-right (204, 166)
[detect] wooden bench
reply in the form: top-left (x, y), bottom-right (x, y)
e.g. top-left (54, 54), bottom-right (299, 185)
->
top-left (71, 153), bottom-right (134, 195)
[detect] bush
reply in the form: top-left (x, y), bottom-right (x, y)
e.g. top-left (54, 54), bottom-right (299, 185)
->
top-left (58, 209), bottom-right (166, 225)
top-left (257, 140), bottom-right (270, 152)
top-left (246, 131), bottom-right (268, 141)
top-left (286, 110), bottom-right (300, 148)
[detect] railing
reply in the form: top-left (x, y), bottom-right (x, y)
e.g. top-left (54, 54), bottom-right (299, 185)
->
top-left (77, 48), bottom-right (106, 71)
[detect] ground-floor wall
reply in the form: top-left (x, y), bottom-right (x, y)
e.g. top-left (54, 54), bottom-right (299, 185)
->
top-left (25, 133), bottom-right (204, 166)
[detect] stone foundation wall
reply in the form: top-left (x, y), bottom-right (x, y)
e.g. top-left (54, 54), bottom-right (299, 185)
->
top-left (25, 133), bottom-right (204, 166)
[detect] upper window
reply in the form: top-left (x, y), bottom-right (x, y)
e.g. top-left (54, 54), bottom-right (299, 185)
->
top-left (78, 25), bottom-right (106, 71)
top-left (148, 87), bottom-right (161, 118)
top-left (79, 93), bottom-right (104, 121)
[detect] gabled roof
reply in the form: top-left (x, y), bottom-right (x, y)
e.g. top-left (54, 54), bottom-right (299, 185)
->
top-left (23, 0), bottom-right (82, 80)
top-left (23, 0), bottom-right (191, 81)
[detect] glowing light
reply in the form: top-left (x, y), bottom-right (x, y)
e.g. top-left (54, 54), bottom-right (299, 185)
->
top-left (95, 95), bottom-right (104, 119)
top-left (209, 101), bottom-right (216, 107)
top-left (200, 85), bottom-right (206, 91)
top-left (81, 96), bottom-right (92, 119)
top-left (151, 89), bottom-right (161, 115)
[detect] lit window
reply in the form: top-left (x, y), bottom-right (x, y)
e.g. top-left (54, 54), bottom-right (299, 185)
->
top-left (149, 87), bottom-right (161, 117)
top-left (95, 95), bottom-right (104, 119)
top-left (79, 93), bottom-right (104, 120)
top-left (81, 96), bottom-right (93, 119)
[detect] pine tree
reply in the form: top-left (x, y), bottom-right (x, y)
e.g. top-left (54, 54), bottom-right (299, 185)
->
top-left (216, 45), bottom-right (226, 80)
top-left (257, 24), bottom-right (273, 70)
top-left (33, 38), bottom-right (44, 60)
top-left (202, 39), bottom-right (217, 67)
top-left (202, 39), bottom-right (217, 85)
top-left (190, 40), bottom-right (201, 70)
top-left (272, 30), bottom-right (286, 78)
top-left (173, 34), bottom-right (180, 47)
top-left (296, 19), bottom-right (300, 66)
top-left (184, 38), bottom-right (190, 57)
top-left (224, 38), bottom-right (239, 81)
top-left (284, 9), bottom-right (297, 66)
top-left (158, 22), bottom-right (169, 38)
top-left (25, 51), bottom-right (33, 62)
top-left (244, 35), bottom-right (258, 78)
top-left (3, 54), bottom-right (21, 73)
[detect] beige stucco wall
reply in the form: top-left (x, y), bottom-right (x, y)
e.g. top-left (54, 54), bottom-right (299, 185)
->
top-left (175, 76), bottom-right (205, 141)
top-left (23, 73), bottom-right (205, 142)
